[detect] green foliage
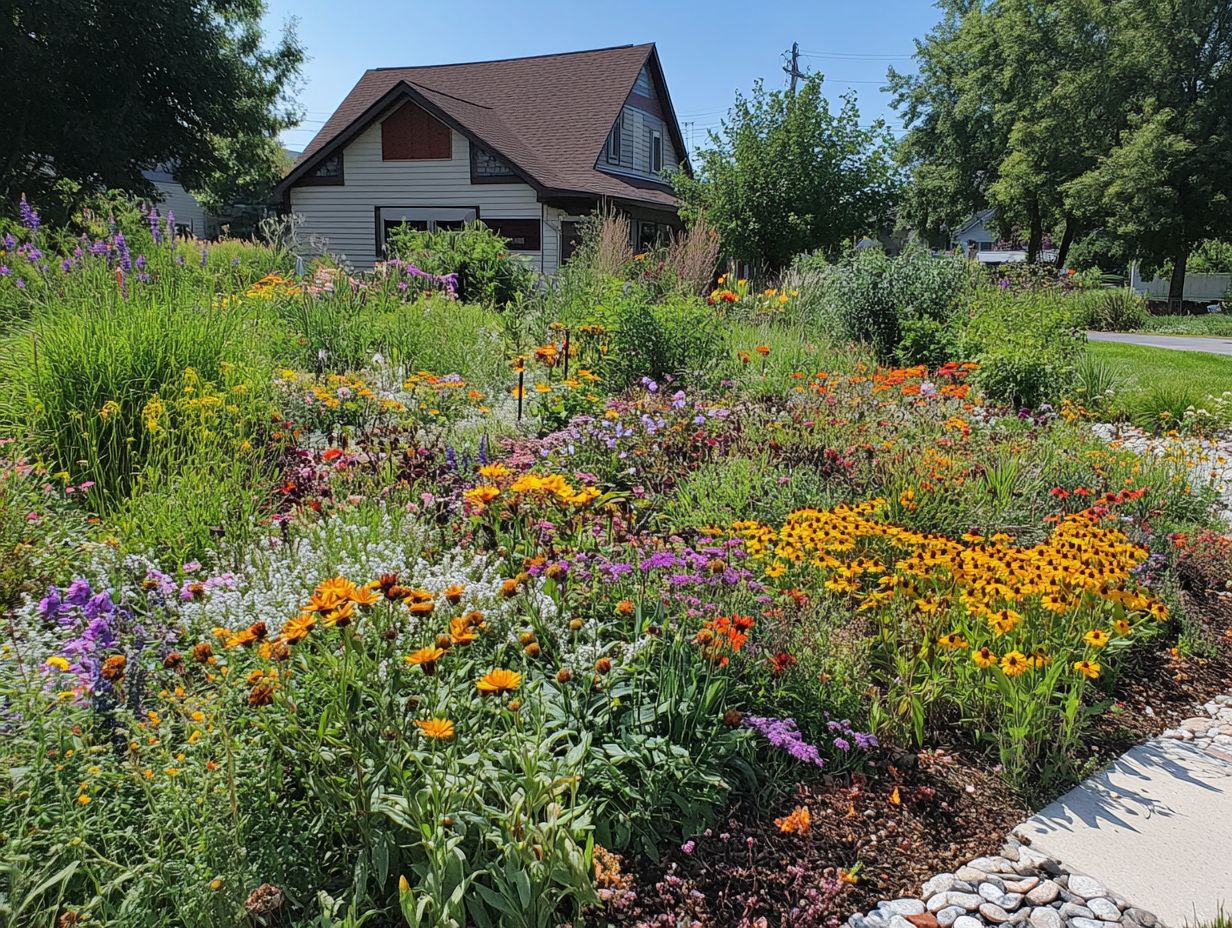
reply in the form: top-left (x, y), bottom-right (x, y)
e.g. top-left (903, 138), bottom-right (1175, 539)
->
top-left (674, 76), bottom-right (899, 269)
top-left (0, 0), bottom-right (303, 217)
top-left (959, 288), bottom-right (1084, 407)
top-left (1069, 288), bottom-right (1148, 332)
top-left (809, 246), bottom-right (972, 362)
top-left (387, 223), bottom-right (538, 307)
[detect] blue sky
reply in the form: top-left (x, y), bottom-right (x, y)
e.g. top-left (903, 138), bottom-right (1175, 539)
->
top-left (262, 0), bottom-right (943, 155)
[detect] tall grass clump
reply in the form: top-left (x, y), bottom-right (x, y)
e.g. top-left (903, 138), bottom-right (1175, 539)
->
top-left (1070, 287), bottom-right (1148, 331)
top-left (0, 291), bottom-right (270, 508)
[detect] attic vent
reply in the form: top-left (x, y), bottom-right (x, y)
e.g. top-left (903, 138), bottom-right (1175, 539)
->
top-left (470, 145), bottom-right (516, 181)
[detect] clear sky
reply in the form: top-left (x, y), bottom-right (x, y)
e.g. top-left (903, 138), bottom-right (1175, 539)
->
top-left (261, 0), bottom-right (943, 156)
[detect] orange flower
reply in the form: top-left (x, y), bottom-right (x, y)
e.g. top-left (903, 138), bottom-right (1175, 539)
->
top-left (414, 718), bottom-right (455, 740)
top-left (476, 668), bottom-right (522, 695)
top-left (442, 584), bottom-right (465, 605)
top-left (449, 617), bottom-right (478, 645)
top-left (323, 601), bottom-right (355, 628)
top-left (348, 585), bottom-right (381, 607)
top-left (774, 805), bottom-right (811, 834)
top-left (281, 613), bottom-right (317, 644)
top-left (405, 646), bottom-right (446, 674)
top-left (614, 599), bottom-right (635, 616)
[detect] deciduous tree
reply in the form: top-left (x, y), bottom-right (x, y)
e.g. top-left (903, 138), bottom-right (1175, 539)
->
top-left (0, 0), bottom-right (303, 221)
top-left (673, 77), bottom-right (899, 270)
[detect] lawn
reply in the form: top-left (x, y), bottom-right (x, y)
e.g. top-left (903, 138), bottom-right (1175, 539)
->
top-left (1136, 313), bottom-right (1232, 337)
top-left (1086, 340), bottom-right (1232, 427)
top-left (2, 204), bottom-right (1230, 927)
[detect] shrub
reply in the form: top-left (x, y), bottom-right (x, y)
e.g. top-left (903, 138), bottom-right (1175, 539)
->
top-left (598, 285), bottom-right (722, 388)
top-left (959, 288), bottom-right (1084, 407)
top-left (1070, 287), bottom-right (1148, 331)
top-left (386, 222), bottom-right (537, 307)
top-left (811, 246), bottom-right (972, 362)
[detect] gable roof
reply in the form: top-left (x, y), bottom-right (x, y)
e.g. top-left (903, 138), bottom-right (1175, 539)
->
top-left (277, 44), bottom-right (689, 209)
top-left (952, 208), bottom-right (996, 239)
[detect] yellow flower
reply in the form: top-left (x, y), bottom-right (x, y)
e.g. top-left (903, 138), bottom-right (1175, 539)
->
top-left (46, 656), bottom-right (71, 672)
top-left (478, 463), bottom-right (511, 480)
top-left (476, 668), bottom-right (522, 695)
top-left (1083, 629), bottom-right (1109, 649)
top-left (414, 718), bottom-right (455, 740)
top-left (1074, 659), bottom-right (1101, 679)
top-left (972, 647), bottom-right (997, 669)
top-left (774, 805), bottom-right (811, 834)
top-left (938, 633), bottom-right (968, 649)
top-left (1000, 651), bottom-right (1029, 677)
top-left (1112, 618), bottom-right (1131, 636)
top-left (99, 400), bottom-right (121, 421)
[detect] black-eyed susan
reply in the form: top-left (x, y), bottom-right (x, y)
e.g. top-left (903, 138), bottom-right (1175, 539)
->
top-left (972, 646), bottom-right (997, 669)
top-left (1083, 629), bottom-right (1109, 649)
top-left (1074, 659), bottom-right (1101, 679)
top-left (1000, 651), bottom-right (1029, 677)
top-left (476, 668), bottom-right (521, 694)
top-left (938, 632), bottom-right (968, 649)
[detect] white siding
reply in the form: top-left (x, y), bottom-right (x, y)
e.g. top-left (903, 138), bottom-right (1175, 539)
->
top-left (604, 106), bottom-right (680, 181)
top-left (289, 122), bottom-right (545, 270)
top-left (151, 180), bottom-right (210, 238)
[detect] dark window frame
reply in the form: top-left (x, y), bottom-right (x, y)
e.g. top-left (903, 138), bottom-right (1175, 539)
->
top-left (607, 121), bottom-right (622, 164)
top-left (297, 151), bottom-right (345, 186)
top-left (650, 130), bottom-right (663, 174)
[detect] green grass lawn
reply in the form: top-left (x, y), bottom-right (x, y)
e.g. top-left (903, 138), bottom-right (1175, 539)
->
top-left (1136, 313), bottom-right (1232, 336)
top-left (1086, 341), bottom-right (1232, 427)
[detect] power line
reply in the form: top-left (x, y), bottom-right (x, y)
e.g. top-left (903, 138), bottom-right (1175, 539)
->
top-left (800, 49), bottom-right (915, 60)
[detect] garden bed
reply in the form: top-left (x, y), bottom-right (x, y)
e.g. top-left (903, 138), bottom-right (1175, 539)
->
top-left (3, 206), bottom-right (1232, 928)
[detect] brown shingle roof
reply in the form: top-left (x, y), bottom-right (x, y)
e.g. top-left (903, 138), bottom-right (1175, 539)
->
top-left (284, 44), bottom-right (682, 209)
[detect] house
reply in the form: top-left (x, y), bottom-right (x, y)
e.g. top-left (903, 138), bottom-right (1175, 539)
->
top-left (950, 208), bottom-right (999, 255)
top-left (273, 44), bottom-right (689, 274)
top-left (142, 167), bottom-right (213, 238)
top-left (949, 208), bottom-right (1058, 264)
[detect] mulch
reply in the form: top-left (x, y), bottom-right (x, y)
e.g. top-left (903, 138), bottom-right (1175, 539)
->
top-left (598, 590), bottom-right (1232, 927)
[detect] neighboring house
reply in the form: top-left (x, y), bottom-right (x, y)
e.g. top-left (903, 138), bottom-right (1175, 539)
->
top-left (950, 208), bottom-right (999, 255)
top-left (949, 208), bottom-right (1058, 264)
top-left (142, 167), bottom-right (213, 238)
top-left (274, 43), bottom-right (689, 274)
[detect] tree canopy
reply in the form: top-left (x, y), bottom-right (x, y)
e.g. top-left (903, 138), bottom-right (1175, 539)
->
top-left (0, 0), bottom-right (303, 220)
top-left (892, 0), bottom-right (1232, 300)
top-left (672, 76), bottom-right (900, 271)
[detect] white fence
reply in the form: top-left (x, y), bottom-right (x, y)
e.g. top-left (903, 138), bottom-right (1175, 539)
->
top-left (1130, 264), bottom-right (1232, 302)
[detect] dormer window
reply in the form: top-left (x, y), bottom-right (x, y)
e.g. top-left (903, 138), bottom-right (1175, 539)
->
top-left (607, 122), bottom-right (622, 164)
top-left (650, 130), bottom-right (663, 173)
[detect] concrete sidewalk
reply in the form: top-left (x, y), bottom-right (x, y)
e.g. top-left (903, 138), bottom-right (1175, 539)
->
top-left (1014, 738), bottom-right (1232, 926)
top-left (1087, 331), bottom-right (1232, 356)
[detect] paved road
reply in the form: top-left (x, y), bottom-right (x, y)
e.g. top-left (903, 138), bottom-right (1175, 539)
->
top-left (1088, 330), bottom-right (1232, 356)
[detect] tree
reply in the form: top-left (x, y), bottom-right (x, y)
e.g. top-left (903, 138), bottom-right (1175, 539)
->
top-left (672, 76), bottom-right (899, 270)
top-left (0, 0), bottom-right (303, 221)
top-left (887, 1), bottom-right (1007, 248)
top-left (890, 0), bottom-right (1121, 265)
top-left (1065, 0), bottom-right (1232, 303)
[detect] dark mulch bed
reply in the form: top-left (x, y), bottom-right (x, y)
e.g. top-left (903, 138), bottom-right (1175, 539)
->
top-left (596, 592), bottom-right (1232, 928)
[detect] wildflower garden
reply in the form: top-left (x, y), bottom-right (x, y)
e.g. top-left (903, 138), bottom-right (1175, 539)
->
top-left (2, 200), bottom-right (1231, 928)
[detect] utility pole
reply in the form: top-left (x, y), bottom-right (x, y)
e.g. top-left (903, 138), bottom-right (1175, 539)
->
top-left (783, 42), bottom-right (805, 93)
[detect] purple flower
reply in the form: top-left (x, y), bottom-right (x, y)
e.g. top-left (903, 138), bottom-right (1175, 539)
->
top-left (743, 715), bottom-right (826, 767)
top-left (148, 208), bottom-right (162, 244)
top-left (19, 194), bottom-right (40, 233)
top-left (0, 265), bottom-right (9, 277)
top-left (114, 232), bottom-right (132, 272)
top-left (37, 586), bottom-right (63, 623)
top-left (680, 840), bottom-right (695, 855)
top-left (65, 579), bottom-right (93, 606)
top-left (14, 278), bottom-right (24, 289)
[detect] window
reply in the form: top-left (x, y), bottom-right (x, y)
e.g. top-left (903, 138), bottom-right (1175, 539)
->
top-left (381, 103), bottom-right (451, 161)
top-left (560, 220), bottom-right (582, 264)
top-left (650, 130), bottom-right (663, 174)
top-left (299, 152), bottom-right (344, 186)
top-left (376, 207), bottom-right (477, 256)
top-left (607, 121), bottom-right (622, 164)
top-left (637, 221), bottom-right (660, 252)
top-left (484, 218), bottom-right (541, 252)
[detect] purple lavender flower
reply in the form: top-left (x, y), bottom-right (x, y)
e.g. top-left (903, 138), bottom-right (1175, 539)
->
top-left (148, 208), bottom-right (162, 244)
top-left (19, 194), bottom-right (39, 233)
top-left (114, 232), bottom-right (132, 272)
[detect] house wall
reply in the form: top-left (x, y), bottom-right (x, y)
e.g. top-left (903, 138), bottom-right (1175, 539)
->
top-left (289, 121), bottom-right (561, 273)
top-left (952, 217), bottom-right (997, 252)
top-left (1130, 265), bottom-right (1232, 302)
top-left (150, 179), bottom-right (211, 238)
top-left (602, 105), bottom-right (681, 180)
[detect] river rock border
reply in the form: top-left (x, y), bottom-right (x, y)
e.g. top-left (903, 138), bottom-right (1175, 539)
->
top-left (1162, 692), bottom-right (1232, 759)
top-left (847, 836), bottom-right (1160, 928)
